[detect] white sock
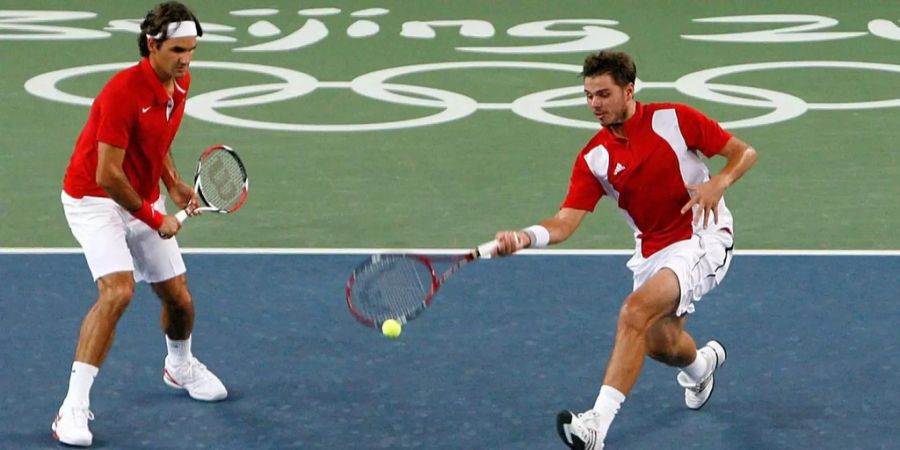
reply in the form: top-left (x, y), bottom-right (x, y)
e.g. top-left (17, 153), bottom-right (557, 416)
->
top-left (591, 385), bottom-right (626, 440)
top-left (165, 335), bottom-right (192, 366)
top-left (62, 361), bottom-right (98, 408)
top-left (682, 349), bottom-right (709, 382)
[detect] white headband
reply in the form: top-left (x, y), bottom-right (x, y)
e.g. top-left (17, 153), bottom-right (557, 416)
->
top-left (146, 21), bottom-right (198, 40)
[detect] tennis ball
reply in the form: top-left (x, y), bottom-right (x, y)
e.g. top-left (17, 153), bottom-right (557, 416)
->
top-left (381, 319), bottom-right (402, 339)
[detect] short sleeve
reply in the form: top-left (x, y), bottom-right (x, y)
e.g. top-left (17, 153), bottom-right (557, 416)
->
top-left (675, 104), bottom-right (732, 158)
top-left (95, 83), bottom-right (136, 149)
top-left (561, 151), bottom-right (604, 211)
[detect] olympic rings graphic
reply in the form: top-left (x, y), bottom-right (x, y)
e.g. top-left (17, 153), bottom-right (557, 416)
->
top-left (24, 60), bottom-right (900, 132)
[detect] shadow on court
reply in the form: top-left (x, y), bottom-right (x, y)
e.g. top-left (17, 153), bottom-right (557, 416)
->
top-left (1, 254), bottom-right (897, 449)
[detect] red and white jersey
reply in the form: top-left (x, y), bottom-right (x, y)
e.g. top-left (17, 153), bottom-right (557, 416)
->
top-left (562, 102), bottom-right (733, 257)
top-left (63, 57), bottom-right (191, 202)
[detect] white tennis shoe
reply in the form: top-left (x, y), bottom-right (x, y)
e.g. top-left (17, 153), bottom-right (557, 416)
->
top-left (163, 356), bottom-right (228, 401)
top-left (677, 340), bottom-right (727, 410)
top-left (51, 404), bottom-right (94, 447)
top-left (556, 409), bottom-right (605, 450)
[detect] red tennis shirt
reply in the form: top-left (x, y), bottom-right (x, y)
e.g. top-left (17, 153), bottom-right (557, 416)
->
top-left (63, 57), bottom-right (190, 202)
top-left (562, 102), bottom-right (733, 257)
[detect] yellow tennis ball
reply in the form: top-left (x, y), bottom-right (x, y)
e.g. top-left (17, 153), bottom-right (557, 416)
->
top-left (381, 319), bottom-right (402, 339)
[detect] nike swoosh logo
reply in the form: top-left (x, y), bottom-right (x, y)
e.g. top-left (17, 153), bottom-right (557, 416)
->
top-left (141, 106), bottom-right (152, 113)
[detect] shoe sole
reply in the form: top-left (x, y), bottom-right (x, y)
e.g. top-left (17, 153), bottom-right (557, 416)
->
top-left (51, 417), bottom-right (92, 447)
top-left (690, 375), bottom-right (715, 411)
top-left (556, 411), bottom-right (584, 450)
top-left (163, 368), bottom-right (185, 390)
top-left (689, 340), bottom-right (727, 411)
top-left (163, 369), bottom-right (228, 402)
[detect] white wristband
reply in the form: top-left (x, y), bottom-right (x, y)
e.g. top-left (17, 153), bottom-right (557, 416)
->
top-left (523, 225), bottom-right (550, 248)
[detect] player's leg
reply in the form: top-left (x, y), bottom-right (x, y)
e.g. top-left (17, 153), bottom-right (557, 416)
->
top-left (603, 268), bottom-right (682, 392)
top-left (662, 229), bottom-right (733, 410)
top-left (127, 196), bottom-right (193, 350)
top-left (150, 274), bottom-right (227, 401)
top-left (75, 272), bottom-right (137, 366)
top-left (645, 313), bottom-right (725, 409)
top-left (151, 274), bottom-right (196, 370)
top-left (151, 274), bottom-right (194, 340)
top-left (558, 268), bottom-right (681, 450)
top-left (55, 193), bottom-right (137, 447)
top-left (127, 201), bottom-right (228, 402)
top-left (54, 271), bottom-right (135, 447)
top-left (645, 314), bottom-right (694, 367)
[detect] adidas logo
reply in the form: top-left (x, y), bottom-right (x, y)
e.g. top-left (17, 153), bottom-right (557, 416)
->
top-left (614, 162), bottom-right (626, 176)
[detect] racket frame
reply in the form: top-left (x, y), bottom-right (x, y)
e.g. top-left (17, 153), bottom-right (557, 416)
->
top-left (345, 241), bottom-right (497, 329)
top-left (175, 144), bottom-right (249, 223)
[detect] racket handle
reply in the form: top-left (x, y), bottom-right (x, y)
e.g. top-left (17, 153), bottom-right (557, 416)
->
top-left (475, 240), bottom-right (499, 259)
top-left (175, 209), bottom-right (189, 223)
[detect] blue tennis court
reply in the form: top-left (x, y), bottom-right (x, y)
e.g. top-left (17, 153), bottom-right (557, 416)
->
top-left (2, 1), bottom-right (898, 449)
top-left (1, 253), bottom-right (896, 449)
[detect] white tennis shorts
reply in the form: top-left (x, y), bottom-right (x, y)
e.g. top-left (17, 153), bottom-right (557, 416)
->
top-left (61, 191), bottom-right (186, 283)
top-left (627, 228), bottom-right (734, 316)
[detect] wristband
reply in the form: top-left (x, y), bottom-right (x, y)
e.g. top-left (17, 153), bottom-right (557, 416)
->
top-left (131, 200), bottom-right (164, 230)
top-left (523, 225), bottom-right (550, 248)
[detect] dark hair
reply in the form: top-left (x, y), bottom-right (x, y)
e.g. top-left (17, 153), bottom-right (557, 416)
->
top-left (138, 2), bottom-right (203, 57)
top-left (580, 51), bottom-right (636, 87)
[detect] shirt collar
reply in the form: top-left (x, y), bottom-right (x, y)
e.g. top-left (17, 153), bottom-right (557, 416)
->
top-left (139, 57), bottom-right (173, 106)
top-left (623, 101), bottom-right (644, 135)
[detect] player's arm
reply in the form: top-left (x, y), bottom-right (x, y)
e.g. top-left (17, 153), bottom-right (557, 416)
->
top-left (494, 207), bottom-right (589, 255)
top-left (96, 142), bottom-right (142, 211)
top-left (161, 152), bottom-right (199, 212)
top-left (160, 152), bottom-right (181, 191)
top-left (96, 142), bottom-right (180, 236)
top-left (681, 136), bottom-right (758, 228)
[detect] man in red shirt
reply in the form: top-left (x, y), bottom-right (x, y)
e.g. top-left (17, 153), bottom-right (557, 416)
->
top-left (54, 3), bottom-right (226, 447)
top-left (493, 51), bottom-right (757, 449)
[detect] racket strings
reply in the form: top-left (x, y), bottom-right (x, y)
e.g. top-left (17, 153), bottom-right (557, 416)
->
top-left (198, 150), bottom-right (246, 210)
top-left (350, 256), bottom-right (434, 324)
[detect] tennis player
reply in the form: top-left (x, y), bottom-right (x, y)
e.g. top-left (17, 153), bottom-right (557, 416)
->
top-left (493, 50), bottom-right (757, 449)
top-left (53, 2), bottom-right (226, 447)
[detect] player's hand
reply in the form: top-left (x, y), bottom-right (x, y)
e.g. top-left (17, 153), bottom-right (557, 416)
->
top-left (681, 175), bottom-right (729, 229)
top-left (494, 230), bottom-right (528, 256)
top-left (168, 180), bottom-right (200, 216)
top-left (157, 215), bottom-right (182, 239)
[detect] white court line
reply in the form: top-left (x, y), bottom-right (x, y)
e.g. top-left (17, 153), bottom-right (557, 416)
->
top-left (0, 247), bottom-right (898, 256)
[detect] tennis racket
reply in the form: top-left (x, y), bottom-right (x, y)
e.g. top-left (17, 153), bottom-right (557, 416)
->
top-left (175, 144), bottom-right (248, 223)
top-left (345, 240), bottom-right (500, 329)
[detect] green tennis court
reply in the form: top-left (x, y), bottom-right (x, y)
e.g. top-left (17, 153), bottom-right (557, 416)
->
top-left (1, 2), bottom-right (898, 449)
top-left (1, 1), bottom-right (897, 250)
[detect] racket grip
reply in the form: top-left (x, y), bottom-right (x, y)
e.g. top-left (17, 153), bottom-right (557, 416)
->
top-left (175, 209), bottom-right (189, 223)
top-left (476, 240), bottom-right (500, 259)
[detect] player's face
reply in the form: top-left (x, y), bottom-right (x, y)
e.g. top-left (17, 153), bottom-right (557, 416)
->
top-left (149, 36), bottom-right (197, 80)
top-left (584, 74), bottom-right (634, 127)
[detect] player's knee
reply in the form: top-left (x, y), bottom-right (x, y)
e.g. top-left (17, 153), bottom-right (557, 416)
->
top-left (168, 299), bottom-right (193, 318)
top-left (154, 281), bottom-right (192, 310)
top-left (160, 291), bottom-right (193, 318)
top-left (618, 293), bottom-right (654, 333)
top-left (167, 288), bottom-right (193, 311)
top-left (98, 281), bottom-right (135, 311)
